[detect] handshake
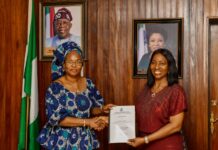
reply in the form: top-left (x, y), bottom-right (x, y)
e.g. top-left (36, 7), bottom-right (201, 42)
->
top-left (88, 116), bottom-right (109, 131)
top-left (86, 104), bottom-right (114, 131)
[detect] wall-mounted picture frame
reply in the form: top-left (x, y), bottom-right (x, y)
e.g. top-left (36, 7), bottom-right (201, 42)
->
top-left (133, 18), bottom-right (183, 78)
top-left (39, 0), bottom-right (87, 61)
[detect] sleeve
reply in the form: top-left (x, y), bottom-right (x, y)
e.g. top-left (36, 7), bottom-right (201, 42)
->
top-left (169, 85), bottom-right (188, 116)
top-left (87, 79), bottom-right (104, 108)
top-left (45, 83), bottom-right (69, 126)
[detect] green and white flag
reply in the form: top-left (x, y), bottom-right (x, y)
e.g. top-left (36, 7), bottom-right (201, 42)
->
top-left (18, 0), bottom-right (40, 149)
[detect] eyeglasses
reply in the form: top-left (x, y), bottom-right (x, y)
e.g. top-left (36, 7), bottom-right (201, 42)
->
top-left (65, 60), bottom-right (84, 66)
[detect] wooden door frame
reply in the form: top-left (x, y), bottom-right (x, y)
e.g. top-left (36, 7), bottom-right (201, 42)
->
top-left (207, 17), bottom-right (218, 150)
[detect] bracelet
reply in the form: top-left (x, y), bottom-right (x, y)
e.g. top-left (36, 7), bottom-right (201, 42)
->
top-left (100, 105), bottom-right (104, 113)
top-left (144, 136), bottom-right (149, 144)
top-left (83, 119), bottom-right (86, 127)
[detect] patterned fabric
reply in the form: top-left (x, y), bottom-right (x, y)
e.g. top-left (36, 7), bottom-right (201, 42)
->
top-left (54, 8), bottom-right (73, 21)
top-left (45, 34), bottom-right (81, 54)
top-left (37, 78), bottom-right (104, 150)
top-left (51, 41), bottom-right (83, 81)
top-left (135, 84), bottom-right (187, 150)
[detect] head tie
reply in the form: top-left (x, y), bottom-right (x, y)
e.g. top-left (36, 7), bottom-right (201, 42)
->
top-left (51, 41), bottom-right (83, 81)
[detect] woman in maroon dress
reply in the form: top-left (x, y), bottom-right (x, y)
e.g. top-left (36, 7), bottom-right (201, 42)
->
top-left (128, 48), bottom-right (187, 150)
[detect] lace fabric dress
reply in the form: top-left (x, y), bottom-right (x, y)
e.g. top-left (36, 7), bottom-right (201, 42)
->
top-left (135, 84), bottom-right (187, 150)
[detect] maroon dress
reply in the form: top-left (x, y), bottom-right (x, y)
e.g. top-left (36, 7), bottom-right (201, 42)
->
top-left (135, 84), bottom-right (187, 150)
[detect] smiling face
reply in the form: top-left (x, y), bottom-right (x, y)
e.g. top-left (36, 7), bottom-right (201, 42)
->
top-left (148, 33), bottom-right (165, 52)
top-left (55, 18), bottom-right (72, 39)
top-left (150, 53), bottom-right (169, 80)
top-left (63, 51), bottom-right (83, 77)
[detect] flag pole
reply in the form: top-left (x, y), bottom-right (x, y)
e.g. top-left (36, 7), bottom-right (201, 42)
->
top-left (25, 95), bottom-right (30, 150)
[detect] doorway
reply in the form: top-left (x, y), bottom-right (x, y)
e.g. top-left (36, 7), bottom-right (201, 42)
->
top-left (209, 18), bottom-right (218, 150)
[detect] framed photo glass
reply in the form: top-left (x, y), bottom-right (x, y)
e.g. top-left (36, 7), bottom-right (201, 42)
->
top-left (133, 18), bottom-right (183, 78)
top-left (39, 0), bottom-right (87, 61)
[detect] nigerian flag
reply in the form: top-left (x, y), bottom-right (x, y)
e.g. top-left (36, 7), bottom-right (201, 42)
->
top-left (45, 6), bottom-right (55, 39)
top-left (18, 0), bottom-right (40, 149)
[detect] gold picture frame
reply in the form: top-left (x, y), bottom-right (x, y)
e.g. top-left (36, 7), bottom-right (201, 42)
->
top-left (39, 0), bottom-right (87, 61)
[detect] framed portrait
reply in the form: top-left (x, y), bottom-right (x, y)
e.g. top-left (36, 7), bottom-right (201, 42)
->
top-left (39, 0), bottom-right (87, 61)
top-left (133, 18), bottom-right (183, 78)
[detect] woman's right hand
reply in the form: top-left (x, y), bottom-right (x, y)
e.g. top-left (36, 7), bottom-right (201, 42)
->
top-left (87, 117), bottom-right (106, 131)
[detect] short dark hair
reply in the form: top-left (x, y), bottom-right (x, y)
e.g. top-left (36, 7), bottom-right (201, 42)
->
top-left (147, 48), bottom-right (178, 87)
top-left (147, 27), bottom-right (167, 41)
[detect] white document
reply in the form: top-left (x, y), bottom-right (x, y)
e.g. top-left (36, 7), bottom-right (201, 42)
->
top-left (109, 105), bottom-right (136, 143)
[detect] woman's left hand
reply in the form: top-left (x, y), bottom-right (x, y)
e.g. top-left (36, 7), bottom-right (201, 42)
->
top-left (127, 137), bottom-right (145, 147)
top-left (102, 104), bottom-right (115, 114)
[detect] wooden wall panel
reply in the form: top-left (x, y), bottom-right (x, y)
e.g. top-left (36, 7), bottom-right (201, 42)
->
top-left (86, 0), bottom-right (192, 150)
top-left (1, 0), bottom-right (218, 149)
top-left (0, 0), bottom-right (28, 149)
top-left (184, 0), bottom-right (208, 149)
top-left (86, 0), bottom-right (210, 149)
